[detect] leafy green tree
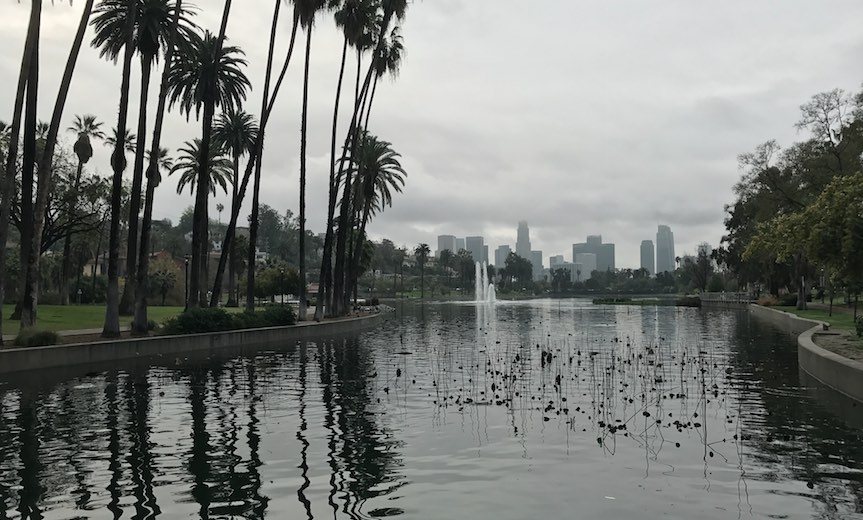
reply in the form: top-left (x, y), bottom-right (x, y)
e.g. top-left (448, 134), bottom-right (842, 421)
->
top-left (149, 257), bottom-right (179, 305)
top-left (503, 252), bottom-right (532, 288)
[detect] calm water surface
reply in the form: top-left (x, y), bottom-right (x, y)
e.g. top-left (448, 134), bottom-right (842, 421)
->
top-left (1, 299), bottom-right (863, 519)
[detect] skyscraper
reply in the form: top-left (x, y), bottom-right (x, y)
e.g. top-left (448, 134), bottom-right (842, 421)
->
top-left (456, 238), bottom-right (465, 252)
top-left (466, 236), bottom-right (485, 263)
top-left (531, 250), bottom-right (543, 281)
top-left (495, 245), bottom-right (512, 267)
top-left (574, 253), bottom-right (597, 280)
top-left (572, 235), bottom-right (615, 272)
top-left (437, 235), bottom-right (457, 257)
top-left (640, 240), bottom-right (655, 276)
top-left (516, 221), bottom-right (531, 259)
top-left (549, 255), bottom-right (565, 268)
top-left (656, 225), bottom-right (675, 273)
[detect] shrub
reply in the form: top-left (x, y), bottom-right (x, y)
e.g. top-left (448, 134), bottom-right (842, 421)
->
top-left (779, 293), bottom-right (799, 306)
top-left (14, 329), bottom-right (61, 347)
top-left (370, 297), bottom-right (380, 306)
top-left (234, 305), bottom-right (296, 329)
top-left (757, 295), bottom-right (779, 307)
top-left (161, 307), bottom-right (236, 335)
top-left (161, 306), bottom-right (296, 335)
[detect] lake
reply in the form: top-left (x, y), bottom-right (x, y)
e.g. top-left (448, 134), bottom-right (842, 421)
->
top-left (1, 299), bottom-right (862, 519)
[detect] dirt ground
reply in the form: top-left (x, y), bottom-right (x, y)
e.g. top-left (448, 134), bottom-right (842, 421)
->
top-left (813, 331), bottom-right (863, 362)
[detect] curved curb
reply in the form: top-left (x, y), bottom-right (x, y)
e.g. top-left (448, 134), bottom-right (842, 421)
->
top-left (0, 312), bottom-right (384, 376)
top-left (749, 304), bottom-right (863, 404)
top-left (798, 324), bottom-right (863, 404)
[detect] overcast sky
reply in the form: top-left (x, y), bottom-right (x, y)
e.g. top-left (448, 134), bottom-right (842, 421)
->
top-left (3, 1), bottom-right (863, 268)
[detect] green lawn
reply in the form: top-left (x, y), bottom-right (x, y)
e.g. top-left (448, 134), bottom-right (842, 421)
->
top-left (1, 304), bottom-right (187, 336)
top-left (776, 306), bottom-right (857, 333)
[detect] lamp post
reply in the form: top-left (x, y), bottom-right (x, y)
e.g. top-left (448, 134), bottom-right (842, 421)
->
top-left (184, 255), bottom-right (190, 311)
top-left (279, 268), bottom-right (285, 305)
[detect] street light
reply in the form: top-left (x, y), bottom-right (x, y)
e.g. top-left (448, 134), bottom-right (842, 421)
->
top-left (279, 268), bottom-right (285, 305)
top-left (184, 255), bottom-right (190, 310)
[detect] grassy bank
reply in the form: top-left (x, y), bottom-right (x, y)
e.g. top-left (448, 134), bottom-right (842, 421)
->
top-left (776, 306), bottom-right (856, 333)
top-left (2, 305), bottom-right (188, 336)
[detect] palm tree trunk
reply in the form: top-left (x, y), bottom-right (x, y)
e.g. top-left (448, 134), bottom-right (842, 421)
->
top-left (332, 51), bottom-right (365, 316)
top-left (133, 0), bottom-right (183, 335)
top-left (25, 0), bottom-right (95, 326)
top-left (192, 99), bottom-right (215, 308)
top-left (210, 6), bottom-right (298, 309)
top-left (347, 204), bottom-right (371, 310)
top-left (363, 73), bottom-right (379, 130)
top-left (298, 28), bottom-right (313, 322)
top-left (192, 0), bottom-right (233, 309)
top-left (0, 1), bottom-right (38, 344)
top-left (18, 0), bottom-right (41, 329)
top-left (103, 0), bottom-right (138, 338)
top-left (60, 159), bottom-right (85, 305)
top-left (226, 153), bottom-right (239, 307)
top-left (314, 36), bottom-right (349, 322)
top-left (238, 1), bottom-right (294, 311)
top-left (121, 54), bottom-right (153, 316)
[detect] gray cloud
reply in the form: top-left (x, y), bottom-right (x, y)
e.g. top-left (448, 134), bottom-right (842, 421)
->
top-left (3, 1), bottom-right (863, 267)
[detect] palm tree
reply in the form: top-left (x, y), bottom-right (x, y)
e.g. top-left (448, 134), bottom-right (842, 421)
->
top-left (92, 0), bottom-right (139, 336)
top-left (60, 115), bottom-right (105, 305)
top-left (315, 0), bottom-right (377, 320)
top-left (240, 2), bottom-right (302, 311)
top-left (134, 0), bottom-right (185, 335)
top-left (92, 0), bottom-right (196, 315)
top-left (168, 30), bottom-right (250, 307)
top-left (331, 0), bottom-right (381, 317)
top-left (0, 3), bottom-right (40, 341)
top-left (169, 139), bottom-right (233, 197)
top-left (345, 132), bottom-right (405, 307)
top-left (216, 203), bottom-right (224, 223)
top-left (364, 24), bottom-right (403, 129)
top-left (213, 107), bottom-right (257, 307)
top-left (294, 0), bottom-right (329, 321)
top-left (414, 243), bottom-right (429, 298)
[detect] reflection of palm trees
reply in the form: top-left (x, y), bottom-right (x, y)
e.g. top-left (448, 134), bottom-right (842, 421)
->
top-left (297, 344), bottom-right (314, 519)
top-left (246, 360), bottom-right (269, 517)
top-left (106, 373), bottom-right (123, 519)
top-left (188, 368), bottom-right (212, 517)
top-left (15, 392), bottom-right (43, 519)
top-left (333, 337), bottom-right (405, 515)
top-left (124, 372), bottom-right (160, 519)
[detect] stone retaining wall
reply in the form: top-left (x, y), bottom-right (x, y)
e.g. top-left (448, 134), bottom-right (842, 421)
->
top-left (0, 313), bottom-right (383, 376)
top-left (749, 304), bottom-right (863, 403)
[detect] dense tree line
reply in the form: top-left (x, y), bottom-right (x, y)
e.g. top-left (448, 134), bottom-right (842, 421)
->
top-left (719, 87), bottom-right (863, 314)
top-left (0, 0), bottom-right (411, 343)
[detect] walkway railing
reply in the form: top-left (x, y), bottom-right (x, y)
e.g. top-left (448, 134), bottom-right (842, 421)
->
top-left (698, 292), bottom-right (754, 304)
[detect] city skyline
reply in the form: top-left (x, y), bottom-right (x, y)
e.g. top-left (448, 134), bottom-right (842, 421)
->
top-left (435, 222), bottom-right (697, 272)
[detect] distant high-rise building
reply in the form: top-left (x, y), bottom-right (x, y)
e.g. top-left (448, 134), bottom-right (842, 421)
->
top-left (572, 235), bottom-right (615, 272)
top-left (466, 236), bottom-right (485, 263)
top-left (483, 245), bottom-right (489, 264)
top-left (574, 253), bottom-right (597, 281)
top-left (516, 221), bottom-right (531, 259)
top-left (531, 250), bottom-right (543, 281)
top-left (697, 242), bottom-right (712, 257)
top-left (495, 245), bottom-right (512, 267)
top-left (549, 255), bottom-right (565, 268)
top-left (456, 237), bottom-right (465, 252)
top-left (640, 240), bottom-right (655, 276)
top-left (656, 225), bottom-right (676, 273)
top-left (437, 235), bottom-right (457, 257)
